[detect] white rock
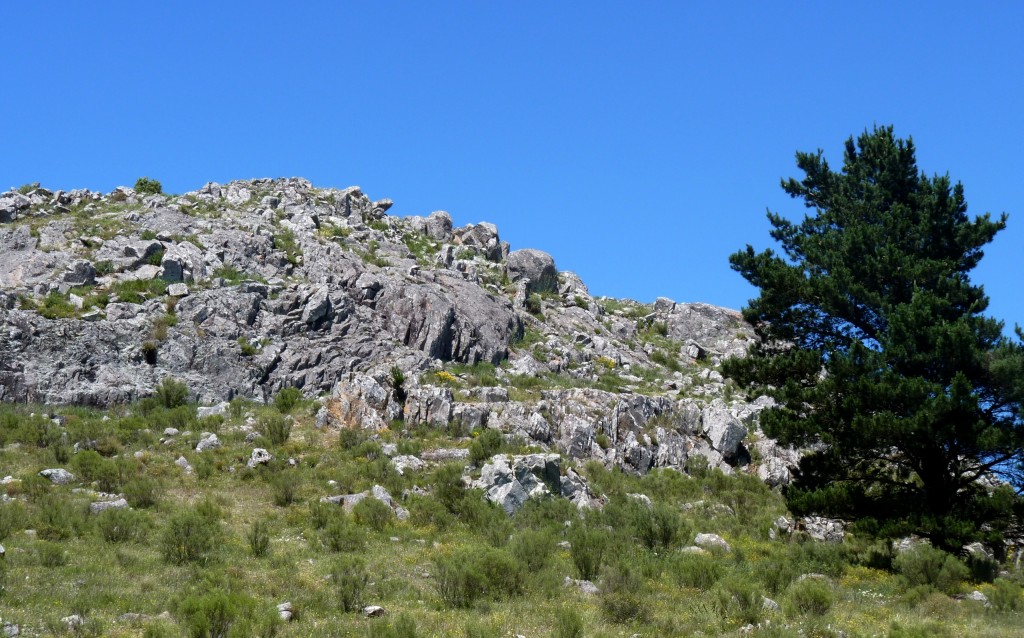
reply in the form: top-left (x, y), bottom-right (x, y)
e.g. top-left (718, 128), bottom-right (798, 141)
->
top-left (694, 533), bottom-right (730, 552)
top-left (196, 433), bottom-right (221, 452)
top-left (90, 498), bottom-right (129, 514)
top-left (39, 468), bottom-right (75, 485)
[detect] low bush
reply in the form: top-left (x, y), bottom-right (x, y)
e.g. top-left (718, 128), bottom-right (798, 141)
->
top-left (433, 545), bottom-right (525, 608)
top-left (365, 613), bottom-right (418, 638)
top-left (331, 555), bottom-right (369, 612)
top-left (569, 524), bottom-right (609, 581)
top-left (600, 562), bottom-right (649, 624)
top-left (248, 520), bottom-right (271, 558)
top-left (785, 577), bottom-right (834, 616)
top-left (97, 507), bottom-right (148, 543)
top-left (35, 494), bottom-right (87, 540)
top-left (554, 608), bottom-right (585, 638)
top-left (72, 450), bottom-right (121, 492)
top-left (0, 502), bottom-right (27, 541)
top-left (260, 414), bottom-right (292, 446)
top-left (509, 529), bottom-right (556, 573)
top-left (893, 544), bottom-right (968, 595)
top-left (634, 501), bottom-right (684, 551)
top-left (155, 377), bottom-right (190, 409)
top-left (161, 509), bottom-right (221, 565)
top-left (134, 177), bottom-right (163, 195)
top-left (320, 512), bottom-right (366, 553)
top-left (468, 428), bottom-right (504, 466)
top-left (989, 577), bottom-right (1022, 611)
top-left (671, 551), bottom-right (724, 590)
top-left (353, 496), bottom-right (393, 531)
top-left (712, 574), bottom-right (765, 625)
top-left (123, 477), bottom-right (163, 508)
top-left (274, 387), bottom-right (303, 414)
top-left (37, 540), bottom-right (68, 567)
top-left (270, 472), bottom-right (300, 507)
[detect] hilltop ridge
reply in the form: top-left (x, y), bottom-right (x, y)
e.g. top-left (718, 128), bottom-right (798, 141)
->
top-left (0, 177), bottom-right (793, 484)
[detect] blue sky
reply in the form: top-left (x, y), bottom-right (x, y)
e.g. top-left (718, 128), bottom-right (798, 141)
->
top-left (3, 2), bottom-right (1022, 331)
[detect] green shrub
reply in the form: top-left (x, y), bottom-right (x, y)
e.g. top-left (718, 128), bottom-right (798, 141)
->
top-left (0, 502), bottom-right (28, 541)
top-left (161, 509), bottom-right (220, 564)
top-left (331, 555), bottom-right (369, 612)
top-left (155, 377), bottom-right (190, 408)
top-left (785, 577), bottom-right (834, 616)
top-left (176, 586), bottom-right (278, 638)
top-left (260, 414), bottom-right (292, 446)
top-left (634, 502), bottom-right (683, 551)
top-left (599, 562), bottom-right (648, 624)
top-left (965, 551), bottom-right (999, 583)
top-left (886, 621), bottom-right (955, 638)
top-left (308, 500), bottom-right (333, 530)
top-left (37, 540), bottom-right (67, 567)
top-left (248, 520), bottom-right (271, 558)
top-left (72, 450), bottom-right (121, 491)
top-left (893, 544), bottom-right (968, 595)
top-left (525, 293), bottom-right (543, 316)
top-left (274, 387), bottom-right (303, 414)
top-left (134, 177), bottom-right (163, 195)
top-left (509, 529), bottom-right (556, 573)
top-left (568, 524), bottom-right (609, 581)
top-left (554, 608), bottom-right (585, 638)
top-left (406, 494), bottom-right (455, 531)
top-left (432, 462), bottom-right (468, 513)
top-left (270, 472), bottom-right (300, 507)
top-left (433, 546), bottom-right (525, 608)
top-left (35, 494), bottom-right (86, 540)
top-left (365, 613), bottom-right (418, 638)
top-left (711, 574), bottom-right (765, 625)
top-left (990, 577), bottom-right (1023, 611)
top-left (320, 512), bottom-right (366, 553)
top-left (37, 291), bottom-right (78, 319)
top-left (97, 507), bottom-right (148, 543)
top-left (353, 496), bottom-right (393, 531)
top-left (468, 428), bottom-right (504, 466)
top-left (123, 477), bottom-right (163, 508)
top-left (671, 551), bottom-right (724, 590)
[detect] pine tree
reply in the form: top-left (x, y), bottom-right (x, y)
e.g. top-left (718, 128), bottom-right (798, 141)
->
top-left (724, 126), bottom-right (1024, 550)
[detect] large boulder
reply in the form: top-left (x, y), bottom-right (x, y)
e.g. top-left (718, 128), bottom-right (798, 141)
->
top-left (507, 248), bottom-right (558, 294)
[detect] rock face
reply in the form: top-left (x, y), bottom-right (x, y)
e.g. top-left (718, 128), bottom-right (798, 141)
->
top-left (507, 248), bottom-right (558, 294)
top-left (0, 177), bottom-right (803, 487)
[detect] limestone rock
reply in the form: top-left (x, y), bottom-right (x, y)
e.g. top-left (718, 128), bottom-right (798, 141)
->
top-left (694, 533), bottom-right (731, 552)
top-left (247, 448), bottom-right (273, 468)
top-left (196, 433), bottom-right (221, 452)
top-left (90, 498), bottom-right (129, 514)
top-left (507, 248), bottom-right (558, 294)
top-left (39, 468), bottom-right (75, 485)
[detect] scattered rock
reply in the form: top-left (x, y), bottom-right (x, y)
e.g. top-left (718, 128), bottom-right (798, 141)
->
top-left (247, 448), bottom-right (273, 468)
top-left (197, 402), bottom-right (230, 419)
top-left (563, 576), bottom-right (600, 595)
top-left (195, 433), bottom-right (221, 452)
top-left (694, 533), bottom-right (731, 552)
top-left (362, 605), bottom-right (386, 617)
top-left (965, 590), bottom-right (990, 607)
top-left (89, 498), bottom-right (129, 514)
top-left (39, 468), bottom-right (75, 485)
top-left (277, 602), bottom-right (294, 621)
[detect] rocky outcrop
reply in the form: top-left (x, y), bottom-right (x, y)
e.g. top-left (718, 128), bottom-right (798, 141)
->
top-left (471, 453), bottom-right (601, 514)
top-left (1, 177), bottom-right (804, 488)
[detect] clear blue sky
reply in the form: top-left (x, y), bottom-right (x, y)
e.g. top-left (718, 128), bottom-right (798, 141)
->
top-left (3, 2), bottom-right (1022, 331)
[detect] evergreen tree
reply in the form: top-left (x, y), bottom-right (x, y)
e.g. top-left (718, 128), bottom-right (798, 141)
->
top-left (724, 126), bottom-right (1024, 550)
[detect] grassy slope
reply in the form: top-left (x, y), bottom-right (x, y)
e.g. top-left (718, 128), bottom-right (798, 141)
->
top-left (0, 395), bottom-right (1021, 638)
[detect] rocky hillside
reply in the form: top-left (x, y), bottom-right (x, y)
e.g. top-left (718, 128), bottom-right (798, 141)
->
top-left (0, 178), bottom-right (796, 485)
